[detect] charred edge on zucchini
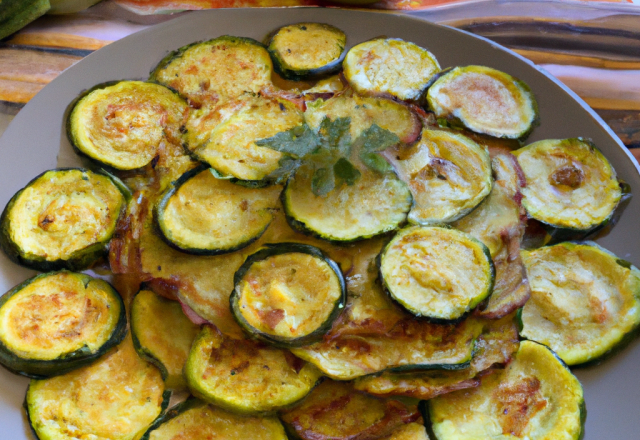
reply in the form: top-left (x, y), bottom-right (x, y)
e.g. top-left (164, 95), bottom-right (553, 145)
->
top-left (0, 168), bottom-right (127, 272)
top-left (154, 165), bottom-right (275, 255)
top-left (379, 226), bottom-right (495, 323)
top-left (0, 271), bottom-right (126, 379)
top-left (268, 23), bottom-right (346, 81)
top-left (230, 243), bottom-right (346, 347)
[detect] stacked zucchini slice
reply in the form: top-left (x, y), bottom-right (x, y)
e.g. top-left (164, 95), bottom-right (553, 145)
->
top-left (1, 19), bottom-right (636, 440)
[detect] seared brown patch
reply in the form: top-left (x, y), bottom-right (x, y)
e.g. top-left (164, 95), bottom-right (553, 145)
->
top-left (494, 376), bottom-right (548, 437)
top-left (551, 165), bottom-right (584, 189)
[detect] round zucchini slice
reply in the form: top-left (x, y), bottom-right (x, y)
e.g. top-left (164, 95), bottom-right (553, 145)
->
top-left (426, 340), bottom-right (585, 440)
top-left (154, 166), bottom-right (278, 255)
top-left (379, 226), bottom-right (494, 322)
top-left (0, 168), bottom-right (127, 271)
top-left (230, 243), bottom-right (346, 347)
top-left (184, 325), bottom-right (322, 414)
top-left (427, 65), bottom-right (538, 139)
top-left (519, 242), bottom-right (640, 366)
top-left (183, 94), bottom-right (305, 183)
top-left (0, 271), bottom-right (126, 378)
top-left (141, 398), bottom-right (287, 440)
top-left (514, 138), bottom-right (622, 236)
top-left (150, 36), bottom-right (273, 105)
top-left (268, 22), bottom-right (346, 81)
top-left (25, 335), bottom-right (169, 440)
top-left (343, 38), bottom-right (440, 101)
top-left (67, 81), bottom-right (188, 170)
top-left (386, 128), bottom-right (493, 225)
top-left (131, 289), bottom-right (200, 389)
top-left (283, 168), bottom-right (412, 242)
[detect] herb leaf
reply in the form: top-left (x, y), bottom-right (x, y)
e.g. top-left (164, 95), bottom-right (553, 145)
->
top-left (255, 123), bottom-right (320, 158)
top-left (360, 152), bottom-right (393, 173)
top-left (353, 124), bottom-right (399, 152)
top-left (334, 158), bottom-right (361, 186)
top-left (312, 167), bottom-right (335, 196)
top-left (320, 117), bottom-right (352, 156)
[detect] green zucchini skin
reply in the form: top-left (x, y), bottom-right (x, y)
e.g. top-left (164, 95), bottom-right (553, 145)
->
top-left (230, 243), bottom-right (346, 348)
top-left (267, 23), bottom-right (346, 81)
top-left (153, 165), bottom-right (274, 256)
top-left (0, 0), bottom-right (50, 40)
top-left (0, 271), bottom-right (127, 379)
top-left (0, 168), bottom-right (128, 272)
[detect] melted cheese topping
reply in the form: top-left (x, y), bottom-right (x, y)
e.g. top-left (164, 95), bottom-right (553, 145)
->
top-left (160, 169), bottom-right (278, 251)
top-left (429, 341), bottom-right (583, 440)
top-left (185, 326), bottom-right (322, 413)
top-left (344, 38), bottom-right (440, 100)
top-left (191, 95), bottom-right (304, 181)
top-left (131, 290), bottom-right (200, 389)
top-left (8, 169), bottom-right (124, 261)
top-left (515, 138), bottom-right (621, 230)
top-left (27, 336), bottom-right (165, 440)
top-left (271, 23), bottom-right (345, 70)
top-left (388, 129), bottom-right (492, 225)
top-left (149, 402), bottom-right (287, 440)
top-left (380, 226), bottom-right (493, 320)
top-left (237, 252), bottom-right (342, 339)
top-left (0, 272), bottom-right (120, 360)
top-left (70, 81), bottom-right (187, 170)
top-left (154, 37), bottom-right (273, 106)
top-left (521, 243), bottom-right (640, 365)
top-left (428, 66), bottom-right (537, 138)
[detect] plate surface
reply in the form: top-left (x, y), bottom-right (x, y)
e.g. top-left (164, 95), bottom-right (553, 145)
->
top-left (1, 8), bottom-right (639, 440)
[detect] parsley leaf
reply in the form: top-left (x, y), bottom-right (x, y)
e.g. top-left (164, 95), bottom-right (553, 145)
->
top-left (334, 157), bottom-right (361, 186)
top-left (360, 151), bottom-right (393, 173)
top-left (352, 123), bottom-right (400, 152)
top-left (255, 123), bottom-right (320, 158)
top-left (312, 167), bottom-right (335, 196)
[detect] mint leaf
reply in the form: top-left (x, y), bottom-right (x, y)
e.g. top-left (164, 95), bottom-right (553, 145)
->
top-left (266, 157), bottom-right (301, 185)
top-left (353, 124), bottom-right (399, 152)
top-left (360, 151), bottom-right (393, 173)
top-left (312, 167), bottom-right (335, 196)
top-left (334, 158), bottom-right (361, 186)
top-left (318, 116), bottom-right (351, 156)
top-left (255, 123), bottom-right (320, 158)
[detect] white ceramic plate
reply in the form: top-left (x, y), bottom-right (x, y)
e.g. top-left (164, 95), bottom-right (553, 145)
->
top-left (1, 8), bottom-right (639, 439)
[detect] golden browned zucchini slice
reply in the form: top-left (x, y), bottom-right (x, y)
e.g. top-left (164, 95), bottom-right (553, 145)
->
top-left (514, 138), bottom-right (622, 240)
top-left (280, 380), bottom-right (422, 440)
top-left (130, 289), bottom-right (200, 390)
top-left (183, 94), bottom-right (304, 183)
top-left (379, 226), bottom-right (494, 322)
top-left (268, 23), bottom-right (346, 80)
top-left (520, 242), bottom-right (640, 366)
top-left (0, 168), bottom-right (127, 271)
top-left (0, 271), bottom-right (126, 378)
top-left (184, 325), bottom-right (322, 414)
top-left (231, 243), bottom-right (346, 347)
top-left (427, 66), bottom-right (538, 139)
top-left (154, 166), bottom-right (278, 255)
top-left (67, 81), bottom-right (188, 170)
top-left (426, 340), bottom-right (585, 440)
top-left (141, 398), bottom-right (287, 440)
top-left (150, 36), bottom-right (273, 106)
top-left (385, 129), bottom-right (493, 225)
top-left (343, 38), bottom-right (440, 101)
top-left (25, 335), bottom-right (169, 440)
top-left (382, 423), bottom-right (430, 440)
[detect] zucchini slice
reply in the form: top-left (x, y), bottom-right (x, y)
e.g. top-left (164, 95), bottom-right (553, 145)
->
top-left (25, 335), bottom-right (169, 440)
top-left (183, 94), bottom-right (305, 182)
top-left (343, 38), bottom-right (440, 101)
top-left (426, 340), bottom-right (585, 440)
top-left (379, 226), bottom-right (494, 322)
top-left (268, 23), bottom-right (346, 81)
top-left (184, 325), bottom-right (322, 414)
top-left (520, 242), bottom-right (640, 366)
top-left (154, 166), bottom-right (278, 255)
top-left (141, 397), bottom-right (287, 440)
top-left (0, 168), bottom-right (127, 271)
top-left (280, 380), bottom-right (421, 440)
top-left (385, 129), bottom-right (493, 225)
top-left (0, 271), bottom-right (126, 378)
top-left (514, 138), bottom-right (622, 238)
top-left (67, 81), bottom-right (188, 170)
top-left (427, 66), bottom-right (538, 139)
top-left (230, 243), bottom-right (346, 347)
top-left (283, 168), bottom-right (412, 242)
top-left (130, 289), bottom-right (200, 390)
top-left (150, 36), bottom-right (273, 106)
top-left (383, 423), bottom-right (430, 440)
